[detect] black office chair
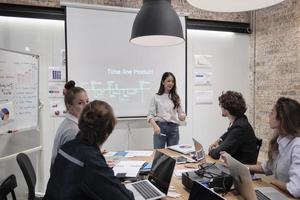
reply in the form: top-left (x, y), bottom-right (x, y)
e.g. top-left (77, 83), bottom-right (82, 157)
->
top-left (256, 138), bottom-right (263, 163)
top-left (0, 174), bottom-right (17, 200)
top-left (16, 153), bottom-right (43, 200)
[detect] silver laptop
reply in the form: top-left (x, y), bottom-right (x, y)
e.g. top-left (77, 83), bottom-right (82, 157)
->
top-left (126, 151), bottom-right (176, 200)
top-left (173, 138), bottom-right (205, 164)
top-left (225, 153), bottom-right (289, 200)
top-left (192, 138), bottom-right (205, 161)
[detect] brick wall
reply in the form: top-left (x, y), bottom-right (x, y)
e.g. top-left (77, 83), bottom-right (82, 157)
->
top-left (252, 0), bottom-right (300, 152)
top-left (0, 0), bottom-right (59, 7)
top-left (0, 0), bottom-right (250, 22)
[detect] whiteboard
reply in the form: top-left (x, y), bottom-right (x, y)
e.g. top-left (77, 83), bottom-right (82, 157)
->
top-left (66, 6), bottom-right (186, 118)
top-left (0, 48), bottom-right (39, 134)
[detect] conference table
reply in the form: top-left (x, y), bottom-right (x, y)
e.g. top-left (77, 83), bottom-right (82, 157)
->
top-left (126, 148), bottom-right (295, 200)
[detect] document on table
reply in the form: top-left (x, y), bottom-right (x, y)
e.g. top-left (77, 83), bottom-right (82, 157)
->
top-left (174, 169), bottom-right (197, 177)
top-left (113, 160), bottom-right (145, 177)
top-left (104, 150), bottom-right (153, 157)
top-left (125, 150), bottom-right (153, 157)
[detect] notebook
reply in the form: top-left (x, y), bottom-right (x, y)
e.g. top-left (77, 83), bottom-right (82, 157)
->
top-left (225, 153), bottom-right (289, 200)
top-left (188, 181), bottom-right (226, 200)
top-left (126, 151), bottom-right (176, 200)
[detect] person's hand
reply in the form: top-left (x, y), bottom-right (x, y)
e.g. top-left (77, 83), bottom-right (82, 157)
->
top-left (208, 139), bottom-right (220, 151)
top-left (153, 125), bottom-right (161, 135)
top-left (178, 113), bottom-right (186, 121)
top-left (269, 177), bottom-right (285, 190)
top-left (107, 160), bottom-right (115, 168)
top-left (220, 151), bottom-right (229, 165)
top-left (267, 178), bottom-right (288, 194)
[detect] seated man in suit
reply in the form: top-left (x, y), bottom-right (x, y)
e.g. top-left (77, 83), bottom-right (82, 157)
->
top-left (208, 91), bottom-right (257, 164)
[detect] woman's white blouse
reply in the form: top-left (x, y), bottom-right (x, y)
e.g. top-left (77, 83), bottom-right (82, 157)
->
top-left (147, 93), bottom-right (185, 124)
top-left (261, 136), bottom-right (300, 198)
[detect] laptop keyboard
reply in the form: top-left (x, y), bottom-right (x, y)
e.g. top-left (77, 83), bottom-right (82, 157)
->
top-left (132, 180), bottom-right (162, 199)
top-left (255, 189), bottom-right (271, 200)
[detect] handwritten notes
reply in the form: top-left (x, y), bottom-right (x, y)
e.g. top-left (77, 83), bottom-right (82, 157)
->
top-left (0, 49), bottom-right (38, 134)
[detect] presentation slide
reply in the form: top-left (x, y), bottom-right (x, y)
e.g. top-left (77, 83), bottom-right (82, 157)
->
top-left (66, 6), bottom-right (186, 117)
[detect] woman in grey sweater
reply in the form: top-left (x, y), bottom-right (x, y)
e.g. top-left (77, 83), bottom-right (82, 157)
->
top-left (51, 80), bottom-right (89, 167)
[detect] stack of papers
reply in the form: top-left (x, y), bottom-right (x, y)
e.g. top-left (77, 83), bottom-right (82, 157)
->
top-left (104, 150), bottom-right (153, 157)
top-left (168, 144), bottom-right (195, 154)
top-left (113, 160), bottom-right (145, 177)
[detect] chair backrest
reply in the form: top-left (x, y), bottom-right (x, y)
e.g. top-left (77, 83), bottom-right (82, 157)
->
top-left (16, 153), bottom-right (36, 200)
top-left (256, 138), bottom-right (263, 162)
top-left (0, 174), bottom-right (17, 200)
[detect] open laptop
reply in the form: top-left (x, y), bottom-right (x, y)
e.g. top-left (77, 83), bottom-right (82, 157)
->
top-left (225, 153), bottom-right (289, 200)
top-left (168, 137), bottom-right (204, 156)
top-left (192, 137), bottom-right (205, 161)
top-left (126, 151), bottom-right (176, 200)
top-left (173, 138), bottom-right (204, 163)
top-left (188, 181), bottom-right (226, 200)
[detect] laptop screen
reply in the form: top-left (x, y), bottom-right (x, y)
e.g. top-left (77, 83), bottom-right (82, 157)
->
top-left (192, 138), bottom-right (205, 161)
top-left (148, 151), bottom-right (176, 194)
top-left (188, 181), bottom-right (225, 200)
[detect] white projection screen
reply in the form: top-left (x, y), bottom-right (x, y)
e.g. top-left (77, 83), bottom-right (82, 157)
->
top-left (66, 6), bottom-right (186, 118)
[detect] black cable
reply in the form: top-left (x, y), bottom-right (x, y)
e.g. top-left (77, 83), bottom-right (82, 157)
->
top-left (195, 163), bottom-right (225, 179)
top-left (195, 162), bottom-right (233, 194)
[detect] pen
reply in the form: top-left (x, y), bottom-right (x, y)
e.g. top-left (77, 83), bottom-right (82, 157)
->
top-left (160, 133), bottom-right (166, 136)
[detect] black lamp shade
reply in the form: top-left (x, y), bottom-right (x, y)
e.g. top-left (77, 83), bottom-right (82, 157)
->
top-left (130, 0), bottom-right (184, 46)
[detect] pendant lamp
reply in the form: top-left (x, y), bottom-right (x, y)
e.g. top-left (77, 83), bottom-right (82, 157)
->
top-left (186, 0), bottom-right (285, 12)
top-left (130, 0), bottom-right (184, 46)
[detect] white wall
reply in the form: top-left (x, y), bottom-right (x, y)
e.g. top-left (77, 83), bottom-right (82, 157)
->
top-left (187, 29), bottom-right (251, 151)
top-left (0, 16), bottom-right (65, 193)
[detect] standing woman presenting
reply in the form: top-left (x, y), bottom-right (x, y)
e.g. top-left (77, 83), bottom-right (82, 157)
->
top-left (51, 80), bottom-right (89, 167)
top-left (147, 72), bottom-right (186, 149)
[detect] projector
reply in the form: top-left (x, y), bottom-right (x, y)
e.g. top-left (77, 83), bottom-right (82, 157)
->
top-left (182, 167), bottom-right (233, 193)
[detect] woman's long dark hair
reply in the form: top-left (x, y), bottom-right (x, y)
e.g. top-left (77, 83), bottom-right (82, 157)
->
top-left (157, 72), bottom-right (180, 109)
top-left (268, 97), bottom-right (300, 163)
